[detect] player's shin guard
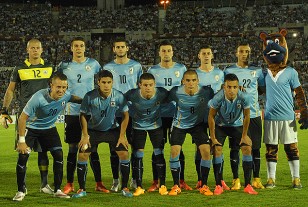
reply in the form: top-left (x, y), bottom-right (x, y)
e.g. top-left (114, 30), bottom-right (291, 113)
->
top-left (213, 155), bottom-right (223, 185)
top-left (252, 149), bottom-right (261, 178)
top-left (179, 150), bottom-right (185, 180)
top-left (51, 149), bottom-right (63, 192)
top-left (66, 145), bottom-right (78, 183)
top-left (110, 150), bottom-right (119, 180)
top-left (230, 149), bottom-right (240, 179)
top-left (151, 152), bottom-right (158, 181)
top-left (16, 153), bottom-right (29, 192)
top-left (120, 160), bottom-right (130, 189)
top-left (131, 152), bottom-right (136, 180)
top-left (77, 161), bottom-right (88, 191)
top-left (266, 144), bottom-right (278, 179)
top-left (38, 151), bottom-right (49, 187)
top-left (195, 149), bottom-right (201, 181)
top-left (90, 152), bottom-right (102, 182)
top-left (200, 159), bottom-right (211, 186)
top-left (284, 143), bottom-right (300, 178)
top-left (133, 151), bottom-right (144, 187)
top-left (170, 155), bottom-right (180, 186)
top-left (154, 148), bottom-right (166, 186)
top-left (242, 155), bottom-right (253, 187)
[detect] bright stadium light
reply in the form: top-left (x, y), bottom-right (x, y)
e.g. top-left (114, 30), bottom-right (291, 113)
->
top-left (160, 0), bottom-right (170, 10)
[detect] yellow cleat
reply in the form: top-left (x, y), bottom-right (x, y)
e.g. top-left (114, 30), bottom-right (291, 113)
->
top-left (133, 187), bottom-right (145, 196)
top-left (252, 177), bottom-right (265, 189)
top-left (265, 178), bottom-right (276, 189)
top-left (199, 185), bottom-right (213, 196)
top-left (168, 185), bottom-right (181, 196)
top-left (159, 185), bottom-right (168, 195)
top-left (231, 178), bottom-right (241, 190)
top-left (292, 178), bottom-right (302, 190)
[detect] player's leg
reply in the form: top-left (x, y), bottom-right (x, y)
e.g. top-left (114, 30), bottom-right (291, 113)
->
top-left (229, 135), bottom-right (241, 190)
top-left (91, 145), bottom-right (109, 193)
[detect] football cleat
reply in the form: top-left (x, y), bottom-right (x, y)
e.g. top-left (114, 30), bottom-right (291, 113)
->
top-left (63, 182), bottom-right (74, 194)
top-left (292, 178), bottom-right (302, 190)
top-left (244, 184), bottom-right (258, 195)
top-left (168, 185), bottom-right (181, 196)
top-left (195, 180), bottom-right (202, 189)
top-left (231, 178), bottom-right (241, 190)
top-left (40, 184), bottom-right (54, 194)
top-left (214, 185), bottom-right (223, 195)
top-left (221, 180), bottom-right (230, 190)
top-left (159, 185), bottom-right (168, 195)
top-left (110, 180), bottom-right (120, 192)
top-left (121, 188), bottom-right (133, 198)
top-left (54, 189), bottom-right (70, 198)
top-left (147, 180), bottom-right (159, 192)
top-left (180, 180), bottom-right (193, 190)
top-left (13, 191), bottom-right (26, 201)
top-left (133, 187), bottom-right (145, 196)
top-left (130, 179), bottom-right (137, 190)
top-left (252, 177), bottom-right (265, 189)
top-left (95, 182), bottom-right (110, 193)
top-left (199, 185), bottom-right (213, 196)
top-left (265, 178), bottom-right (276, 189)
top-left (72, 189), bottom-right (86, 198)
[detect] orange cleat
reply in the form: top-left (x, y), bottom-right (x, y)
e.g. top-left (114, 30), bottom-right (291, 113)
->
top-left (199, 185), bottom-right (213, 196)
top-left (95, 182), bottom-right (110, 193)
top-left (147, 180), bottom-right (159, 192)
top-left (244, 184), bottom-right (258, 195)
top-left (214, 185), bottom-right (223, 195)
top-left (180, 180), bottom-right (193, 190)
top-left (168, 185), bottom-right (181, 196)
top-left (63, 182), bottom-right (74, 194)
top-left (221, 180), bottom-right (230, 190)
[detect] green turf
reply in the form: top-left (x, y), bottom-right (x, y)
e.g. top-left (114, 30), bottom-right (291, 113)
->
top-left (0, 123), bottom-right (307, 207)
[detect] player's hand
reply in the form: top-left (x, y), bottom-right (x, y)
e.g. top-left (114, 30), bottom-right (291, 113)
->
top-left (211, 138), bottom-right (222, 147)
top-left (240, 135), bottom-right (252, 146)
top-left (79, 135), bottom-right (91, 152)
top-left (299, 117), bottom-right (308, 130)
top-left (0, 107), bottom-right (13, 129)
top-left (116, 135), bottom-right (129, 150)
top-left (17, 142), bottom-right (30, 154)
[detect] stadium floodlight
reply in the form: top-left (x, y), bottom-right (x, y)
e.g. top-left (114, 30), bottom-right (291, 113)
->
top-left (160, 0), bottom-right (170, 10)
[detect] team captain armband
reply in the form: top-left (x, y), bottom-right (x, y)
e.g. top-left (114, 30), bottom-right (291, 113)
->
top-left (18, 67), bottom-right (53, 81)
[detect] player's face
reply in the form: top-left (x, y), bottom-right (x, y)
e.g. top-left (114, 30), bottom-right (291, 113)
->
top-left (50, 78), bottom-right (68, 100)
top-left (236, 45), bottom-right (251, 64)
top-left (139, 79), bottom-right (155, 99)
top-left (71, 40), bottom-right (86, 58)
top-left (98, 77), bottom-right (113, 95)
top-left (27, 42), bottom-right (43, 60)
top-left (159, 45), bottom-right (173, 63)
top-left (198, 48), bottom-right (213, 64)
top-left (224, 80), bottom-right (239, 100)
top-left (113, 42), bottom-right (128, 58)
top-left (182, 73), bottom-right (199, 95)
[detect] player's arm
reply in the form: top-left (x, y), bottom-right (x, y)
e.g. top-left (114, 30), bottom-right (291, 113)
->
top-left (79, 112), bottom-right (91, 151)
top-left (0, 82), bottom-right (16, 128)
top-left (294, 86), bottom-right (308, 129)
top-left (240, 108), bottom-right (252, 146)
top-left (208, 107), bottom-right (221, 146)
top-left (16, 112), bottom-right (29, 154)
top-left (69, 95), bottom-right (83, 104)
top-left (116, 111), bottom-right (129, 150)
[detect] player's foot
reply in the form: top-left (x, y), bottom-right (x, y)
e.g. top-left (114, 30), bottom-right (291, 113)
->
top-left (244, 184), bottom-right (258, 195)
top-left (110, 179), bottom-right (120, 192)
top-left (168, 185), bottom-right (181, 196)
top-left (292, 178), bottom-right (302, 190)
top-left (159, 185), bottom-right (168, 195)
top-left (130, 179), bottom-right (137, 190)
top-left (133, 187), bottom-right (145, 196)
top-left (63, 182), bottom-right (74, 194)
top-left (95, 182), bottom-right (110, 193)
top-left (199, 185), bottom-right (213, 196)
top-left (121, 188), bottom-right (133, 198)
top-left (265, 178), bottom-right (276, 189)
top-left (252, 177), bottom-right (265, 189)
top-left (231, 178), bottom-right (241, 190)
top-left (195, 180), bottom-right (202, 189)
top-left (72, 189), bottom-right (87, 198)
top-left (54, 189), bottom-right (70, 198)
top-left (214, 185), bottom-right (223, 195)
top-left (40, 184), bottom-right (54, 194)
top-left (147, 180), bottom-right (159, 192)
top-left (180, 180), bottom-right (193, 190)
top-left (221, 180), bottom-right (230, 190)
top-left (13, 191), bottom-right (26, 201)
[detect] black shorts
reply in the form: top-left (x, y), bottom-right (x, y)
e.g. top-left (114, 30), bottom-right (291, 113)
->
top-left (116, 116), bottom-right (132, 144)
top-left (64, 115), bottom-right (81, 144)
top-left (87, 128), bottom-right (127, 152)
top-left (249, 117), bottom-right (262, 149)
top-left (192, 122), bottom-right (209, 144)
top-left (132, 127), bottom-right (164, 150)
top-left (215, 125), bottom-right (244, 149)
top-left (25, 127), bottom-right (62, 152)
top-left (170, 123), bottom-right (210, 147)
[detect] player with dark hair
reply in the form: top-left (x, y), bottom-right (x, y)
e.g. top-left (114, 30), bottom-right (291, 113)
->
top-left (208, 73), bottom-right (258, 195)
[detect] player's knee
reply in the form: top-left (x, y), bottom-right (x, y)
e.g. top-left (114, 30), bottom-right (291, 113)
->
top-left (252, 149), bottom-right (261, 158)
top-left (90, 151), bottom-right (100, 161)
top-left (213, 145), bottom-right (223, 157)
top-left (266, 144), bottom-right (278, 162)
top-left (78, 152), bottom-right (90, 162)
top-left (117, 151), bottom-right (129, 160)
top-left (284, 143), bottom-right (299, 161)
top-left (241, 145), bottom-right (251, 156)
top-left (51, 149), bottom-right (63, 163)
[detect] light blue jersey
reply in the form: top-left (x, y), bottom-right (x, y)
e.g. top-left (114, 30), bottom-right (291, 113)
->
top-left (23, 88), bottom-right (71, 129)
top-left (209, 90), bottom-right (250, 127)
top-left (57, 58), bottom-right (101, 115)
top-left (103, 59), bottom-right (143, 93)
top-left (169, 85), bottom-right (214, 129)
top-left (196, 67), bottom-right (224, 93)
top-left (148, 63), bottom-right (187, 117)
top-left (224, 64), bottom-right (265, 118)
top-left (80, 88), bottom-right (128, 131)
top-left (125, 87), bottom-right (169, 130)
top-left (264, 67), bottom-right (300, 121)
